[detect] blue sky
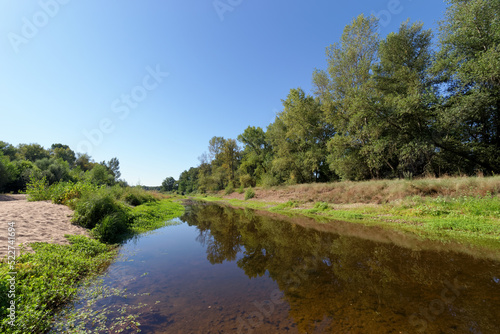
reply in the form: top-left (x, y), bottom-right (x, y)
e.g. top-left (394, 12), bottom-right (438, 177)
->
top-left (0, 0), bottom-right (448, 186)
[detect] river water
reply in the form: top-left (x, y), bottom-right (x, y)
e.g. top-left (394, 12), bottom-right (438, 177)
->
top-left (72, 202), bottom-right (500, 333)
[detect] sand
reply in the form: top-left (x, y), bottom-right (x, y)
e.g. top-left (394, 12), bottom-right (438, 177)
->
top-left (0, 194), bottom-right (90, 259)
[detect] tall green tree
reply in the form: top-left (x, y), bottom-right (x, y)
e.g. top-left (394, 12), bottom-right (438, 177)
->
top-left (161, 176), bottom-right (176, 192)
top-left (313, 14), bottom-right (380, 180)
top-left (372, 20), bottom-right (436, 177)
top-left (0, 141), bottom-right (17, 161)
top-left (178, 167), bottom-right (199, 194)
top-left (50, 144), bottom-right (76, 166)
top-left (220, 138), bottom-right (240, 184)
top-left (267, 88), bottom-right (335, 183)
top-left (432, 0), bottom-right (500, 174)
top-left (16, 143), bottom-right (50, 162)
top-left (237, 126), bottom-right (272, 186)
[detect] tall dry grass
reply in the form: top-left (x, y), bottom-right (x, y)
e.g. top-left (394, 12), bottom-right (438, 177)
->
top-left (251, 176), bottom-right (500, 204)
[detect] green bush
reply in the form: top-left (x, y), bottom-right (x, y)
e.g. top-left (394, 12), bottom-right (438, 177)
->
top-left (72, 192), bottom-right (129, 229)
top-left (245, 188), bottom-right (255, 200)
top-left (224, 182), bottom-right (235, 195)
top-left (25, 175), bottom-right (50, 201)
top-left (314, 201), bottom-right (329, 211)
top-left (92, 214), bottom-right (130, 243)
top-left (110, 185), bottom-right (157, 206)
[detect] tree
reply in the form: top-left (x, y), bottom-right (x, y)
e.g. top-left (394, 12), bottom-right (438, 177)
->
top-left (267, 88), bottom-right (335, 184)
top-left (16, 143), bottom-right (50, 162)
top-left (237, 126), bottom-right (272, 186)
top-left (84, 164), bottom-right (114, 186)
top-left (161, 176), bottom-right (176, 192)
top-left (0, 141), bottom-right (17, 161)
top-left (33, 158), bottom-right (71, 185)
top-left (371, 20), bottom-right (436, 177)
top-left (0, 152), bottom-right (15, 192)
top-left (431, 0), bottom-right (500, 174)
top-left (50, 144), bottom-right (76, 166)
top-left (177, 167), bottom-right (199, 194)
top-left (313, 14), bottom-right (380, 180)
top-left (104, 157), bottom-right (121, 181)
top-left (75, 153), bottom-right (95, 172)
top-left (220, 138), bottom-right (240, 183)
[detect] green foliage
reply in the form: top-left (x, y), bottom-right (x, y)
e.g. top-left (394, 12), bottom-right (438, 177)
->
top-left (314, 201), bottom-right (329, 211)
top-left (0, 235), bottom-right (114, 333)
top-left (50, 144), bottom-right (76, 166)
top-left (120, 186), bottom-right (157, 206)
top-left (92, 213), bottom-right (130, 243)
top-left (224, 182), bottom-right (235, 195)
top-left (431, 0), bottom-right (500, 174)
top-left (72, 191), bottom-right (129, 229)
top-left (16, 143), bottom-right (50, 162)
top-left (267, 88), bottom-right (334, 184)
top-left (25, 175), bottom-right (50, 201)
top-left (0, 152), bottom-right (15, 192)
top-left (244, 187), bottom-right (255, 200)
top-left (161, 176), bottom-right (176, 192)
top-left (84, 163), bottom-right (115, 186)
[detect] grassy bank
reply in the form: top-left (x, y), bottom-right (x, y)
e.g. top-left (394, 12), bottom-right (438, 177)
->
top-left (191, 176), bottom-right (500, 250)
top-left (1, 182), bottom-right (184, 333)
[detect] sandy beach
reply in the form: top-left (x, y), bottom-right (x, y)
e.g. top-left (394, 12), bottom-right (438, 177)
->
top-left (0, 194), bottom-right (90, 259)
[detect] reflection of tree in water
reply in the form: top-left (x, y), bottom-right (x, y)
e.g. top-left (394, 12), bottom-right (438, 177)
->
top-left (181, 203), bottom-right (500, 333)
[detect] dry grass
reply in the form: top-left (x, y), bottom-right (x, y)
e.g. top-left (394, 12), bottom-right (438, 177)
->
top-left (223, 176), bottom-right (500, 205)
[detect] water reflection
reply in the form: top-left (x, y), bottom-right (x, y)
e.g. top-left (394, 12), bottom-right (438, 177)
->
top-left (182, 202), bottom-right (500, 333)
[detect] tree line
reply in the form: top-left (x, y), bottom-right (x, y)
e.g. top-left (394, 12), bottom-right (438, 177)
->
top-left (0, 141), bottom-right (123, 193)
top-left (164, 0), bottom-right (499, 194)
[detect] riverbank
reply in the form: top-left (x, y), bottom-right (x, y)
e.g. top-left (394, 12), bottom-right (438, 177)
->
top-left (189, 176), bottom-right (500, 251)
top-left (0, 192), bottom-right (185, 333)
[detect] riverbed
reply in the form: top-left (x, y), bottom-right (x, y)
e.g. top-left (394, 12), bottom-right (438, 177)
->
top-left (62, 202), bottom-right (500, 333)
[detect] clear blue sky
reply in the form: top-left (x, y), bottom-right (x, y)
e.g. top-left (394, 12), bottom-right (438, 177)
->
top-left (0, 0), bottom-right (448, 186)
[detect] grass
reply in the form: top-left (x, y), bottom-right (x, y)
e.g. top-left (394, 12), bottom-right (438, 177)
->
top-left (1, 181), bottom-right (185, 333)
top-left (190, 176), bottom-right (500, 251)
top-left (0, 236), bottom-right (116, 333)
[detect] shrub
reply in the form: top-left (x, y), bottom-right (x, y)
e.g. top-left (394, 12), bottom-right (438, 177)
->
top-left (25, 176), bottom-right (50, 201)
top-left (72, 192), bottom-right (129, 229)
top-left (314, 201), bottom-right (329, 211)
top-left (237, 185), bottom-right (244, 194)
top-left (245, 188), bottom-right (255, 200)
top-left (92, 214), bottom-right (130, 243)
top-left (118, 186), bottom-right (157, 206)
top-left (224, 182), bottom-right (235, 195)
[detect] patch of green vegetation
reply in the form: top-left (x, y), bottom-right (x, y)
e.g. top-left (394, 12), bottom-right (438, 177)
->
top-left (244, 188), bottom-right (255, 200)
top-left (224, 182), bottom-right (235, 195)
top-left (0, 235), bottom-right (116, 333)
top-left (8, 180), bottom-right (186, 333)
top-left (189, 194), bottom-right (500, 251)
top-left (269, 200), bottom-right (299, 211)
top-left (129, 199), bottom-right (185, 234)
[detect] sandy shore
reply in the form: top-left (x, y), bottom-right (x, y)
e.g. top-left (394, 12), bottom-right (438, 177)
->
top-left (0, 194), bottom-right (90, 259)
